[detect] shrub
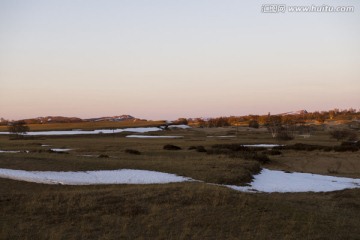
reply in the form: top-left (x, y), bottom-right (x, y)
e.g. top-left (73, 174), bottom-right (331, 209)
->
top-left (206, 148), bottom-right (231, 155)
top-left (48, 150), bottom-right (69, 154)
top-left (329, 130), bottom-right (351, 141)
top-left (275, 143), bottom-right (323, 151)
top-left (229, 151), bottom-right (270, 163)
top-left (174, 118), bottom-right (188, 125)
top-left (189, 146), bottom-right (206, 152)
top-left (125, 149), bottom-right (141, 155)
top-left (195, 146), bottom-right (207, 152)
top-left (248, 120), bottom-right (259, 129)
top-left (341, 141), bottom-right (358, 147)
top-left (347, 132), bottom-right (358, 141)
top-left (163, 144), bottom-right (182, 150)
top-left (323, 146), bottom-right (333, 152)
top-left (276, 131), bottom-right (294, 141)
top-left (327, 168), bottom-right (339, 174)
top-left (253, 154), bottom-right (270, 163)
top-left (98, 154), bottom-right (109, 158)
top-left (212, 144), bottom-right (250, 152)
top-left (208, 144), bottom-right (271, 163)
top-left (274, 143), bottom-right (359, 152)
top-left (265, 150), bottom-right (282, 155)
top-left (8, 120), bottom-right (30, 139)
top-left (333, 145), bottom-right (359, 152)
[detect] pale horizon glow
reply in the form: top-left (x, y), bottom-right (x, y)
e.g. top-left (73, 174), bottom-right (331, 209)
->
top-left (1, 0), bottom-right (359, 120)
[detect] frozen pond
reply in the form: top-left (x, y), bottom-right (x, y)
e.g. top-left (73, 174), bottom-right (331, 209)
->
top-left (0, 127), bottom-right (162, 136)
top-left (0, 168), bottom-right (192, 185)
top-left (228, 169), bottom-right (360, 193)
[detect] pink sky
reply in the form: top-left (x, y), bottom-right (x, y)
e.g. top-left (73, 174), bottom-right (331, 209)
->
top-left (1, 1), bottom-right (359, 120)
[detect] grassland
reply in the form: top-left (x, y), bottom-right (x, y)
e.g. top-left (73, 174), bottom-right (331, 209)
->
top-left (0, 119), bottom-right (165, 132)
top-left (1, 125), bottom-right (360, 239)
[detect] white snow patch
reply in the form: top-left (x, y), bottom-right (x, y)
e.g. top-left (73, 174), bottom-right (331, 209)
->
top-left (1, 167), bottom-right (358, 192)
top-left (126, 135), bottom-right (183, 139)
top-left (120, 127), bottom-right (162, 133)
top-left (242, 144), bottom-right (282, 148)
top-left (228, 169), bottom-right (360, 193)
top-left (207, 136), bottom-right (236, 138)
top-left (0, 168), bottom-right (192, 185)
top-left (0, 127), bottom-right (162, 136)
top-left (51, 148), bottom-right (72, 152)
top-left (41, 144), bottom-right (51, 147)
top-left (0, 150), bottom-right (20, 153)
top-left (168, 125), bottom-right (191, 129)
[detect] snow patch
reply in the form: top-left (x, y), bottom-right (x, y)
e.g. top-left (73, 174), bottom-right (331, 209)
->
top-left (51, 148), bottom-right (72, 152)
top-left (207, 136), bottom-right (236, 138)
top-left (242, 144), bottom-right (282, 148)
top-left (168, 125), bottom-right (191, 129)
top-left (126, 135), bottom-right (183, 139)
top-left (0, 127), bottom-right (162, 136)
top-left (0, 168), bottom-right (192, 185)
top-left (0, 150), bottom-right (20, 153)
top-left (228, 169), bottom-right (360, 193)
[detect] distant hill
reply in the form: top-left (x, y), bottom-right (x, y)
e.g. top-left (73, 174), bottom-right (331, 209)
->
top-left (22, 116), bottom-right (83, 124)
top-left (85, 115), bottom-right (135, 122)
top-left (277, 110), bottom-right (308, 116)
top-left (5, 115), bottom-right (136, 125)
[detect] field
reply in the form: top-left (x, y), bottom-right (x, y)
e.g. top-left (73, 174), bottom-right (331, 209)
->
top-left (1, 124), bottom-right (360, 239)
top-left (0, 120), bottom-right (165, 132)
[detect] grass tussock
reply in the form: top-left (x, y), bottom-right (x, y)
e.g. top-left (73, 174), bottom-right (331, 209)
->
top-left (124, 149), bottom-right (141, 155)
top-left (163, 144), bottom-right (182, 150)
top-left (188, 145), bottom-right (207, 152)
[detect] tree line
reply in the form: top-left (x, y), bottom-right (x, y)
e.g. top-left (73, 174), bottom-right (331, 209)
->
top-left (186, 108), bottom-right (360, 128)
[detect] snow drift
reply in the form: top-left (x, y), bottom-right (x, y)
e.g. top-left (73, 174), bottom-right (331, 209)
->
top-left (228, 169), bottom-right (360, 193)
top-left (0, 168), bottom-right (192, 185)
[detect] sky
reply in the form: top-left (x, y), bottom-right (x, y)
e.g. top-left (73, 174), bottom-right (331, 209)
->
top-left (0, 0), bottom-right (359, 120)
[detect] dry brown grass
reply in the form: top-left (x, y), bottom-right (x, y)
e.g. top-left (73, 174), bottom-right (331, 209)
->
top-left (0, 120), bottom-right (165, 132)
top-left (1, 125), bottom-right (360, 239)
top-left (0, 129), bottom-right (262, 185)
top-left (1, 179), bottom-right (360, 240)
top-left (269, 150), bottom-right (360, 178)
